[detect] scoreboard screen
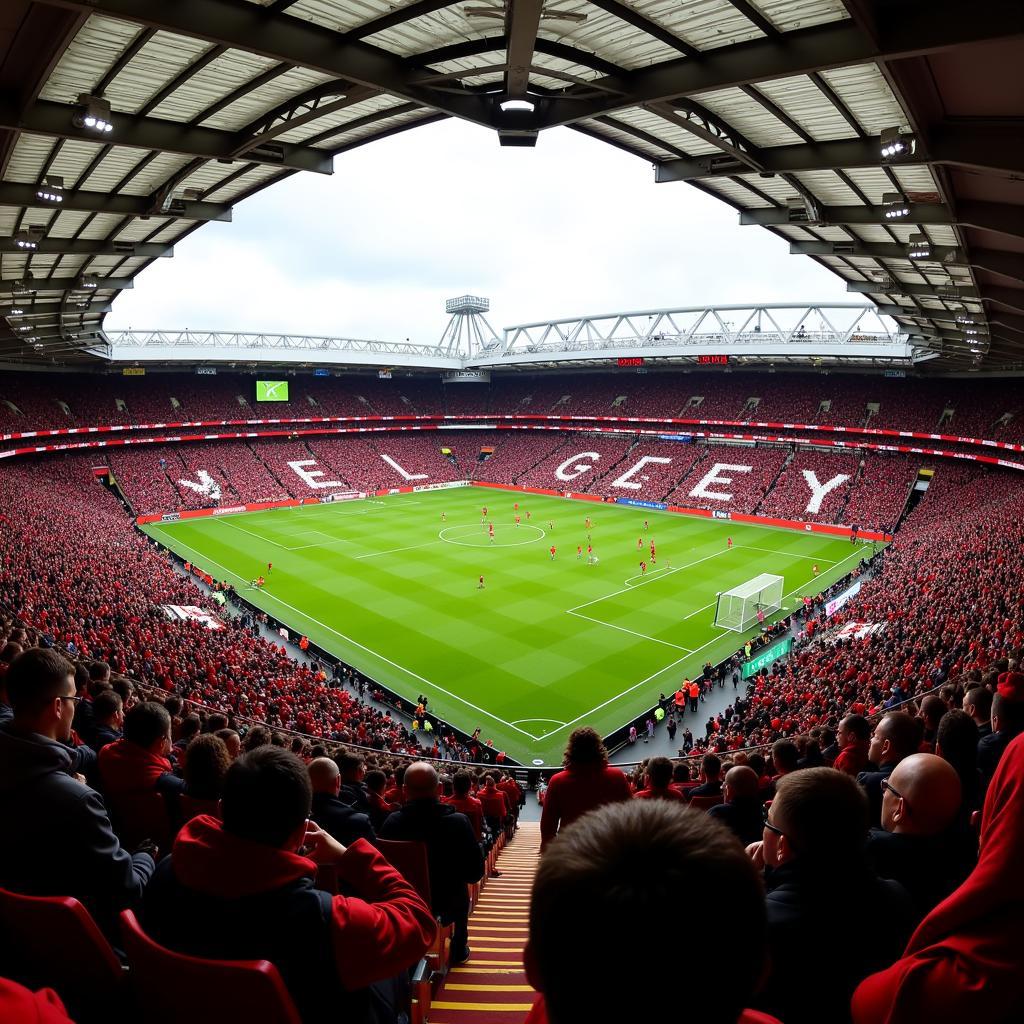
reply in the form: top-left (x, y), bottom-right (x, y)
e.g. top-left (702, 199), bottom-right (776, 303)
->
top-left (697, 354), bottom-right (730, 365)
top-left (617, 357), bottom-right (645, 367)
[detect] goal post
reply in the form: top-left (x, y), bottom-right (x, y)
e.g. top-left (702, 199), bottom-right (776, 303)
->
top-left (714, 573), bottom-right (784, 632)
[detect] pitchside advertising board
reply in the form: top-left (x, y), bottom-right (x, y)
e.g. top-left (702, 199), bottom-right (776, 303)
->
top-left (825, 579), bottom-right (863, 617)
top-left (742, 635), bottom-right (793, 679)
top-left (256, 380), bottom-right (289, 402)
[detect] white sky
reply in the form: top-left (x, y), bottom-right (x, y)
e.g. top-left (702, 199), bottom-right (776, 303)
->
top-left (107, 118), bottom-right (854, 343)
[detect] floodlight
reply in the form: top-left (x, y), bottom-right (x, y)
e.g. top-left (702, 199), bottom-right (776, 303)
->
top-left (881, 192), bottom-right (909, 220)
top-left (72, 94), bottom-right (113, 134)
top-left (907, 233), bottom-right (931, 259)
top-left (880, 127), bottom-right (915, 161)
top-left (15, 228), bottom-right (42, 250)
top-left (76, 275), bottom-right (99, 290)
top-left (36, 176), bottom-right (65, 203)
top-left (499, 98), bottom-right (535, 112)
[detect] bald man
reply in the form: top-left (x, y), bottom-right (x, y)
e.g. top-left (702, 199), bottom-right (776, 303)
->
top-left (865, 753), bottom-right (971, 925)
top-left (708, 766), bottom-right (764, 846)
top-left (380, 761), bottom-right (484, 965)
top-left (308, 757), bottom-right (375, 848)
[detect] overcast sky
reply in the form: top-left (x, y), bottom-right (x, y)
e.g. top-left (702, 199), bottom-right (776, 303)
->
top-left (107, 118), bottom-right (854, 344)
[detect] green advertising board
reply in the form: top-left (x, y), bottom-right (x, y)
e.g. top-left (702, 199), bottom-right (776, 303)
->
top-left (742, 635), bottom-right (793, 679)
top-left (256, 380), bottom-right (289, 402)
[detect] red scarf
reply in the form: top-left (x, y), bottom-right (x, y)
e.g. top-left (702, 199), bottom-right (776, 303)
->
top-left (852, 732), bottom-right (1024, 1023)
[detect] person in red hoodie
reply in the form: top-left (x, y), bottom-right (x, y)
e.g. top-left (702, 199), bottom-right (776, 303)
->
top-left (524, 800), bottom-right (781, 1024)
top-left (479, 772), bottom-right (511, 831)
top-left (633, 756), bottom-right (687, 801)
top-left (0, 979), bottom-right (75, 1024)
top-left (447, 770), bottom-right (484, 842)
top-left (143, 746), bottom-right (435, 1024)
top-left (540, 727), bottom-right (631, 850)
top-left (97, 701), bottom-right (185, 839)
top-left (833, 714), bottom-right (872, 775)
top-left (851, 731), bottom-right (1024, 1024)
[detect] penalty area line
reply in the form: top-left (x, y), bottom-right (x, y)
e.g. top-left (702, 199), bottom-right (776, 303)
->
top-left (566, 609), bottom-right (693, 653)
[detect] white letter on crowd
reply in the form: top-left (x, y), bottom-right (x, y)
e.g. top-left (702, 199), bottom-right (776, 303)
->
top-left (178, 469), bottom-right (222, 500)
top-left (379, 453), bottom-right (428, 482)
top-left (688, 463), bottom-right (751, 502)
top-left (555, 451), bottom-right (600, 481)
top-left (611, 456), bottom-right (672, 491)
top-left (287, 459), bottom-right (346, 490)
top-left (802, 470), bottom-right (849, 514)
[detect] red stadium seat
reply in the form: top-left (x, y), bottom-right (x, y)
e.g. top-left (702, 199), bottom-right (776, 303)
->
top-left (0, 888), bottom-right (124, 1021)
top-left (119, 910), bottom-right (301, 1024)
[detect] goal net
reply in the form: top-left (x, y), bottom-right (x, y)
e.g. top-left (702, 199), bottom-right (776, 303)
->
top-left (714, 573), bottom-right (784, 632)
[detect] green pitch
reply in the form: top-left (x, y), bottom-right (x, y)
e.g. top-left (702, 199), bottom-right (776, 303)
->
top-left (141, 486), bottom-right (869, 765)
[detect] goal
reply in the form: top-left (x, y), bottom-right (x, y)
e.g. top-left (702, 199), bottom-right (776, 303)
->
top-left (714, 573), bottom-right (784, 632)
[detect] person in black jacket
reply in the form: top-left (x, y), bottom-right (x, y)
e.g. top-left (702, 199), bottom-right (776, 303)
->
top-left (308, 757), bottom-right (375, 847)
top-left (0, 648), bottom-right (154, 939)
top-left (336, 749), bottom-right (373, 815)
top-left (708, 766), bottom-right (764, 846)
top-left (865, 753), bottom-right (971, 926)
top-left (748, 767), bottom-right (912, 1024)
top-left (89, 690), bottom-right (124, 750)
top-left (379, 761), bottom-right (484, 965)
top-left (857, 711), bottom-right (919, 825)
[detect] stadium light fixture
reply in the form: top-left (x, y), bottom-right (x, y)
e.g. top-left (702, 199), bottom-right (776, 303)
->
top-left (36, 175), bottom-right (64, 203)
top-left (499, 98), bottom-right (536, 112)
top-left (955, 314), bottom-right (975, 325)
top-left (15, 228), bottom-right (43, 250)
top-left (880, 127), bottom-right (915, 161)
top-left (75, 275), bottom-right (99, 291)
top-left (907, 233), bottom-right (931, 260)
top-left (72, 93), bottom-right (113, 134)
top-left (881, 193), bottom-right (910, 220)
top-left (11, 277), bottom-right (35, 296)
top-left (7, 307), bottom-right (25, 315)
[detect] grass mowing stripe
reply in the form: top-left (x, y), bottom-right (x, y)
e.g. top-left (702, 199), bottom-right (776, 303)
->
top-left (144, 485), bottom-right (875, 762)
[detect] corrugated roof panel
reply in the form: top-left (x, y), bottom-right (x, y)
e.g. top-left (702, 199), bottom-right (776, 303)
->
top-left (155, 160), bottom-right (240, 195)
top-left (530, 50), bottom-right (604, 83)
top-left (537, 6), bottom-right (685, 71)
top-left (200, 66), bottom-right (336, 132)
top-left (273, 94), bottom-right (407, 145)
top-left (146, 48), bottom-right (281, 122)
top-left (331, 108), bottom-right (441, 149)
top-left (732, 173), bottom-right (794, 202)
top-left (755, 76), bottom-right (858, 141)
top-left (841, 167), bottom-right (903, 207)
top-left (818, 65), bottom-right (908, 136)
top-left (76, 214), bottom-right (129, 241)
top-left (890, 165), bottom-right (941, 196)
top-left (704, 178), bottom-right (774, 208)
top-left (78, 149), bottom-right (151, 192)
top-left (2, 134), bottom-right (56, 184)
top-left (38, 15), bottom-right (145, 106)
top-left (689, 86), bottom-right (807, 147)
top-left (104, 31), bottom-right (212, 115)
top-left (117, 152), bottom-right (198, 196)
top-left (769, 224), bottom-right (816, 241)
top-left (42, 209), bottom-right (94, 238)
top-left (140, 221), bottom-right (192, 245)
top-left (288, 0), bottom-right (385, 34)
top-left (926, 226), bottom-right (958, 247)
top-left (362, 9), bottom-right (503, 61)
top-left (579, 118), bottom-right (676, 160)
top-left (599, 107), bottom-right (693, 156)
top-left (813, 226), bottom-right (856, 241)
top-left (112, 218), bottom-right (170, 242)
top-left (47, 140), bottom-right (110, 189)
top-left (755, 0), bottom-right (850, 32)
top-left (790, 169), bottom-right (862, 204)
top-left (201, 163), bottom-right (287, 202)
top-left (634, 0), bottom-right (764, 51)
top-left (852, 224), bottom-right (896, 243)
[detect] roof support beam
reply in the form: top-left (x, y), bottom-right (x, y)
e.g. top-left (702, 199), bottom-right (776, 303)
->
top-left (740, 201), bottom-right (1024, 241)
top-left (984, 287), bottom-right (1024, 314)
top-left (536, 0), bottom-right (1024, 129)
top-left (790, 241), bottom-right (1024, 282)
top-left (655, 124), bottom-right (1024, 182)
top-left (40, 0), bottom-right (494, 127)
top-left (0, 277), bottom-right (134, 295)
top-left (505, 0), bottom-right (544, 99)
top-left (0, 238), bottom-right (172, 258)
top-left (0, 182), bottom-right (231, 221)
top-left (0, 97), bottom-right (334, 175)
top-left (0, 300), bottom-right (112, 316)
top-left (847, 280), bottom-right (979, 299)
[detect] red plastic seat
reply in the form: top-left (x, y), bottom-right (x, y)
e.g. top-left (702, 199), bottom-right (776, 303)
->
top-left (0, 887), bottom-right (124, 1020)
top-left (119, 910), bottom-right (301, 1024)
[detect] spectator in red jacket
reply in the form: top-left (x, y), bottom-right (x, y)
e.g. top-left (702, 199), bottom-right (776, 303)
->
top-left (525, 800), bottom-right (780, 1024)
top-left (0, 979), bottom-right (75, 1024)
top-left (447, 770), bottom-right (484, 842)
top-left (143, 747), bottom-right (435, 1024)
top-left (634, 756), bottom-right (686, 801)
top-left (833, 714), bottom-right (872, 776)
top-left (98, 701), bottom-right (185, 804)
top-left (479, 772), bottom-right (511, 826)
top-left (540, 728), bottom-right (631, 849)
top-left (363, 768), bottom-right (397, 831)
top-left (852, 732), bottom-right (1024, 1024)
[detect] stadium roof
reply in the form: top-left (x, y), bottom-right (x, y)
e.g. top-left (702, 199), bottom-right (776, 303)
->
top-left (1, 0), bottom-right (1022, 369)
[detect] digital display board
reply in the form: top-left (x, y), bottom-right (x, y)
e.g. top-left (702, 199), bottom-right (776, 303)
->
top-left (697, 354), bottom-right (730, 365)
top-left (256, 380), bottom-right (290, 402)
top-left (617, 357), bottom-right (645, 367)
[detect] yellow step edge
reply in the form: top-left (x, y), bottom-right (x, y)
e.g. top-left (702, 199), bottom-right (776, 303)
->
top-left (431, 1001), bottom-right (534, 1012)
top-left (444, 984), bottom-right (534, 992)
top-left (452, 962), bottom-right (524, 969)
top-left (463, 946), bottom-right (529, 953)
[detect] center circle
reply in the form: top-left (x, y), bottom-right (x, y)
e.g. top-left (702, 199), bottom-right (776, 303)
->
top-left (439, 523), bottom-right (547, 548)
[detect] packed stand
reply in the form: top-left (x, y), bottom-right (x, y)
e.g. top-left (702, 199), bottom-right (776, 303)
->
top-left (664, 445), bottom-right (789, 513)
top-left (756, 451), bottom-right (861, 524)
top-left (842, 455), bottom-right (919, 533)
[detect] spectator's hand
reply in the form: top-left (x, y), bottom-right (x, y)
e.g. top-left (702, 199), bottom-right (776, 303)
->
top-left (745, 840), bottom-right (766, 870)
top-left (135, 839), bottom-right (159, 859)
top-left (301, 820), bottom-right (347, 863)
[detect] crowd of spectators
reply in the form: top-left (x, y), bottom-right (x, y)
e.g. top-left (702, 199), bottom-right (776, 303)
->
top-left (756, 451), bottom-right (861, 524)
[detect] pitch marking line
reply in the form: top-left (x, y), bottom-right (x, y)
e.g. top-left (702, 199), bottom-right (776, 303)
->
top-left (567, 610), bottom-right (693, 653)
top-left (143, 532), bottom-right (538, 741)
top-left (623, 564), bottom-right (672, 587)
top-left (356, 539), bottom-right (444, 559)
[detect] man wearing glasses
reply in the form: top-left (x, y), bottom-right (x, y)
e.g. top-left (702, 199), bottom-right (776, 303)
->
top-left (0, 648), bottom-right (155, 938)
